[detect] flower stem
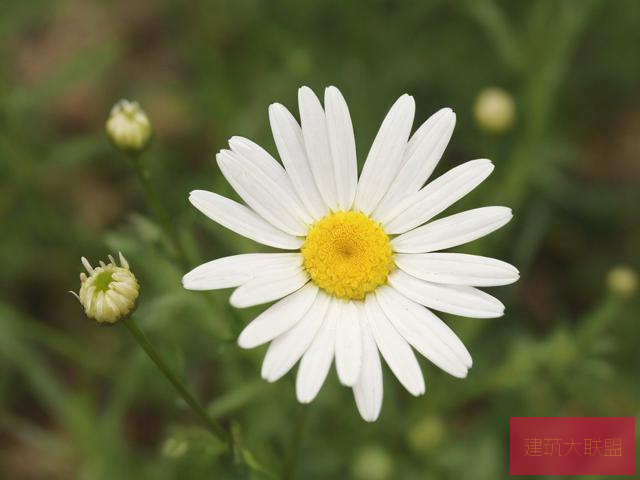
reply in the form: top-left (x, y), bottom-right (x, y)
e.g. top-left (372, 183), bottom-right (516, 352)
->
top-left (129, 153), bottom-right (190, 268)
top-left (125, 151), bottom-right (230, 336)
top-left (283, 405), bottom-right (308, 480)
top-left (122, 316), bottom-right (229, 443)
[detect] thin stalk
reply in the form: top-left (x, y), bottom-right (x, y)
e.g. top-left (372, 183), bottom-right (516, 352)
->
top-left (129, 153), bottom-right (190, 268)
top-left (127, 151), bottom-right (230, 336)
top-left (122, 316), bottom-right (229, 443)
top-left (283, 405), bottom-right (308, 480)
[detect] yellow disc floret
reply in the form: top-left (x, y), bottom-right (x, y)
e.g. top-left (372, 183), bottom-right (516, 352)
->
top-left (302, 211), bottom-right (394, 300)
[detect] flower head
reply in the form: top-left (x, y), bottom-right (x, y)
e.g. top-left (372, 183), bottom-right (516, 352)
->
top-left (302, 211), bottom-right (394, 300)
top-left (74, 253), bottom-right (139, 324)
top-left (474, 87), bottom-right (516, 133)
top-left (183, 86), bottom-right (518, 421)
top-left (105, 99), bottom-right (152, 152)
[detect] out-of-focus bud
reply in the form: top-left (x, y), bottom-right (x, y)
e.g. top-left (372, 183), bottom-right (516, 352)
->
top-left (105, 99), bottom-right (152, 152)
top-left (351, 445), bottom-right (393, 480)
top-left (72, 253), bottom-right (139, 324)
top-left (606, 266), bottom-right (637, 298)
top-left (407, 416), bottom-right (445, 453)
top-left (162, 437), bottom-right (189, 458)
top-left (474, 87), bottom-right (515, 133)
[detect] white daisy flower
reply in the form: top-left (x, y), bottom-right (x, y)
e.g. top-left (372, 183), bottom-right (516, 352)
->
top-left (183, 86), bottom-right (518, 422)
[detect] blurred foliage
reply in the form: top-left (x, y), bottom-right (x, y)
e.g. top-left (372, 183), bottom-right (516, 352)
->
top-left (1, 0), bottom-right (639, 479)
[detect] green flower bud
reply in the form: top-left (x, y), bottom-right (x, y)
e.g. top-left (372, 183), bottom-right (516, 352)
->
top-left (351, 445), bottom-right (393, 480)
top-left (407, 416), bottom-right (445, 452)
top-left (162, 437), bottom-right (189, 458)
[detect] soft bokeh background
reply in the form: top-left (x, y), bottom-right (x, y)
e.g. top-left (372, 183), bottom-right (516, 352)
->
top-left (1, 0), bottom-right (639, 478)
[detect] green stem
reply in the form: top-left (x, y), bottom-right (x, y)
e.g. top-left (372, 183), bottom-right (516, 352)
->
top-left (461, 0), bottom-right (525, 74)
top-left (129, 153), bottom-right (190, 268)
top-left (577, 295), bottom-right (623, 345)
top-left (494, 3), bottom-right (599, 209)
top-left (126, 151), bottom-right (230, 336)
top-left (122, 316), bottom-right (229, 443)
top-left (283, 405), bottom-right (308, 480)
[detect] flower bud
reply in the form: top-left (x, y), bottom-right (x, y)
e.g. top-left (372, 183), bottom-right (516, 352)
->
top-left (606, 266), bottom-right (637, 298)
top-left (105, 99), bottom-right (152, 152)
top-left (351, 445), bottom-right (393, 480)
top-left (162, 437), bottom-right (189, 458)
top-left (474, 87), bottom-right (515, 133)
top-left (73, 253), bottom-right (139, 324)
top-left (407, 416), bottom-right (444, 453)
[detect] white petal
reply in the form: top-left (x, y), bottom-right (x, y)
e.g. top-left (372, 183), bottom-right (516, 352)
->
top-left (261, 291), bottom-right (331, 382)
top-left (334, 301), bottom-right (362, 387)
top-left (379, 286), bottom-right (472, 368)
top-left (183, 253), bottom-right (302, 291)
top-left (374, 108), bottom-right (456, 218)
top-left (217, 150), bottom-right (308, 235)
top-left (269, 103), bottom-right (326, 219)
top-left (354, 94), bottom-right (415, 215)
top-left (388, 270), bottom-right (505, 318)
top-left (237, 283), bottom-right (318, 349)
top-left (325, 86), bottom-right (358, 210)
top-left (381, 159), bottom-right (494, 233)
top-left (81, 257), bottom-right (94, 274)
top-left (296, 297), bottom-right (340, 403)
top-left (298, 86), bottom-right (338, 210)
top-left (353, 307), bottom-right (383, 422)
top-left (394, 253), bottom-right (519, 287)
top-left (364, 295), bottom-right (425, 396)
top-left (188, 190), bottom-right (303, 250)
top-left (230, 268), bottom-right (309, 308)
top-left (228, 136), bottom-right (313, 224)
top-left (376, 286), bottom-right (470, 377)
top-left (226, 136), bottom-right (290, 185)
top-left (391, 206), bottom-right (513, 253)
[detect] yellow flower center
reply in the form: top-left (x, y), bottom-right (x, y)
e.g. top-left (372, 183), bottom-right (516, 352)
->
top-left (302, 211), bottom-right (394, 300)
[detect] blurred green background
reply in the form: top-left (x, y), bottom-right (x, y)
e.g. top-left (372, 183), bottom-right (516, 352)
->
top-left (1, 0), bottom-right (639, 478)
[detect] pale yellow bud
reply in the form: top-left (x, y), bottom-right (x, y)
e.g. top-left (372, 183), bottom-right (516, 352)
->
top-left (162, 437), bottom-right (189, 458)
top-left (606, 266), bottom-right (637, 298)
top-left (105, 99), bottom-right (152, 152)
top-left (474, 87), bottom-right (516, 133)
top-left (407, 416), bottom-right (444, 452)
top-left (73, 253), bottom-right (139, 324)
top-left (351, 445), bottom-right (393, 480)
